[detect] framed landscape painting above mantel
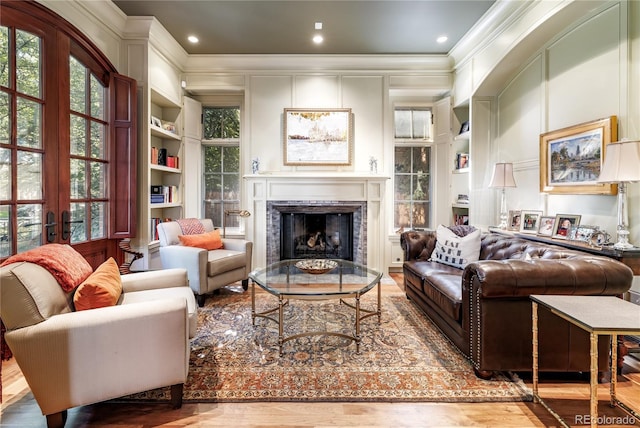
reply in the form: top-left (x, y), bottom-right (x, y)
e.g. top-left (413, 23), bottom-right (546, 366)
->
top-left (539, 116), bottom-right (618, 195)
top-left (283, 108), bottom-right (353, 166)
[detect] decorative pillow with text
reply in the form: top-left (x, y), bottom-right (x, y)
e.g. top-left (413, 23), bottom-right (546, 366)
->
top-left (430, 224), bottom-right (481, 269)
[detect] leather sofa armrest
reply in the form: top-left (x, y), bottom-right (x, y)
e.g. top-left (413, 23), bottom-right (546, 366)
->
top-left (121, 268), bottom-right (188, 293)
top-left (463, 257), bottom-right (633, 298)
top-left (5, 298), bottom-right (189, 415)
top-left (400, 230), bottom-right (437, 261)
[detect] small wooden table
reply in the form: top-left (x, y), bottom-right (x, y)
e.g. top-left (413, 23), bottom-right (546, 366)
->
top-left (531, 295), bottom-right (640, 428)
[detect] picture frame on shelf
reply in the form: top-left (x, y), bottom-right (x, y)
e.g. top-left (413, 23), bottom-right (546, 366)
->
top-left (552, 214), bottom-right (581, 239)
top-left (283, 108), bottom-right (353, 166)
top-left (455, 153), bottom-right (469, 170)
top-left (519, 210), bottom-right (543, 234)
top-left (539, 116), bottom-right (618, 195)
top-left (571, 225), bottom-right (600, 243)
top-left (538, 216), bottom-right (556, 236)
top-left (508, 210), bottom-right (521, 231)
top-left (459, 121), bottom-right (469, 135)
top-left (150, 116), bottom-right (162, 128)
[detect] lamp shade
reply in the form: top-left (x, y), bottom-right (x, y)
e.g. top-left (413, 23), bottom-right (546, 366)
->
top-left (489, 162), bottom-right (517, 188)
top-left (597, 140), bottom-right (640, 183)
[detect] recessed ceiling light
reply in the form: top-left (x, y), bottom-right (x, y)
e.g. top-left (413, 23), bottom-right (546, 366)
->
top-left (313, 34), bottom-right (324, 44)
top-left (436, 35), bottom-right (448, 44)
top-left (187, 35), bottom-right (199, 44)
top-left (315, 22), bottom-right (323, 30)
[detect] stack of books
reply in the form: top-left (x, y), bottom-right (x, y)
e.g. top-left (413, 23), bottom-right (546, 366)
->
top-left (150, 185), bottom-right (164, 204)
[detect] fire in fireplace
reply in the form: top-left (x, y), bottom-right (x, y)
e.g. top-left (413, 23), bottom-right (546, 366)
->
top-left (281, 212), bottom-right (353, 261)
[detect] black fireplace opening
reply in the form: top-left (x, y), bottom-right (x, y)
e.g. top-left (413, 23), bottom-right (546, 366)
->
top-left (281, 212), bottom-right (353, 261)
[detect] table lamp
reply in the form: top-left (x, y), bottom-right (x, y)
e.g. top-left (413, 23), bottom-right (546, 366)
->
top-left (489, 162), bottom-right (517, 229)
top-left (597, 139), bottom-right (640, 249)
top-left (223, 209), bottom-right (251, 238)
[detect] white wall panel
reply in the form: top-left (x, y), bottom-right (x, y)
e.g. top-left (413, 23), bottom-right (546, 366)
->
top-left (547, 4), bottom-right (621, 130)
top-left (248, 76), bottom-right (293, 172)
top-left (342, 76), bottom-right (384, 172)
top-left (294, 75), bottom-right (339, 107)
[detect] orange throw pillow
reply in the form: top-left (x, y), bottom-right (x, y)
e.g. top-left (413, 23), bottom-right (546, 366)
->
top-left (73, 258), bottom-right (122, 311)
top-left (178, 229), bottom-right (223, 250)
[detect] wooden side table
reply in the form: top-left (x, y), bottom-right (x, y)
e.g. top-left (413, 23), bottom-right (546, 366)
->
top-left (531, 295), bottom-right (640, 428)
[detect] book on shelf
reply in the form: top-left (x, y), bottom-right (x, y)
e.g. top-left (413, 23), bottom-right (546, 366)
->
top-left (151, 147), bottom-right (158, 164)
top-left (166, 156), bottom-right (179, 168)
top-left (150, 217), bottom-right (161, 240)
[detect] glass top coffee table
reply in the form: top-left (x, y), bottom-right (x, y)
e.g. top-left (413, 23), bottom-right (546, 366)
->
top-left (249, 259), bottom-right (383, 355)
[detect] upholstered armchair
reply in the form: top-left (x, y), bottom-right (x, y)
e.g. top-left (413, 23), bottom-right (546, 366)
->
top-left (156, 218), bottom-right (253, 307)
top-left (1, 250), bottom-right (196, 428)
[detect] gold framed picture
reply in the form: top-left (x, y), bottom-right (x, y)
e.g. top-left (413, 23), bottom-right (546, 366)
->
top-left (283, 108), bottom-right (353, 166)
top-left (539, 116), bottom-right (618, 195)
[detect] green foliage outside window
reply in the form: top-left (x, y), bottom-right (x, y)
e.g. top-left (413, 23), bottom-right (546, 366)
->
top-left (203, 107), bottom-right (240, 139)
top-left (202, 106), bottom-right (242, 229)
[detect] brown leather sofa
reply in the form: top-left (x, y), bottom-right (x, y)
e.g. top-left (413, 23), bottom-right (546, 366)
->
top-left (400, 228), bottom-right (633, 378)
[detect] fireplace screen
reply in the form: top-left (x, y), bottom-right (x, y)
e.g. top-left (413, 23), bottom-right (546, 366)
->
top-left (280, 212), bottom-right (353, 261)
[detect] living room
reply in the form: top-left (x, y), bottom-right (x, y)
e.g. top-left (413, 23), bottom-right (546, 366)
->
top-left (2, 0), bottom-right (640, 426)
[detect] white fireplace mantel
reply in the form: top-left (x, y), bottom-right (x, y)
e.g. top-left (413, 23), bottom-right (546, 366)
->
top-left (244, 173), bottom-right (389, 271)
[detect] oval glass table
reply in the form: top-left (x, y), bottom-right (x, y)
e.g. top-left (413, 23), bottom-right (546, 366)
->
top-left (249, 259), bottom-right (383, 355)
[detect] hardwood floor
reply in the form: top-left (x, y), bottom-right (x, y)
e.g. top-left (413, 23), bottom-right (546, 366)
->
top-left (2, 273), bottom-right (639, 427)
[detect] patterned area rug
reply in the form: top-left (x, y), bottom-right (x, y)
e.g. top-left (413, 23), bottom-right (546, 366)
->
top-left (124, 284), bottom-right (532, 403)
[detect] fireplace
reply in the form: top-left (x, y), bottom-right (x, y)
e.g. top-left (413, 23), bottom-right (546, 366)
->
top-left (266, 201), bottom-right (366, 266)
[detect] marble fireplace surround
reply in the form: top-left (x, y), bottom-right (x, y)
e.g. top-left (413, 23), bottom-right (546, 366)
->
top-left (244, 173), bottom-right (388, 271)
top-left (265, 200), bottom-right (366, 266)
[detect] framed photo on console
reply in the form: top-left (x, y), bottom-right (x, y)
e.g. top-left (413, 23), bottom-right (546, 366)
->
top-left (283, 108), bottom-right (353, 166)
top-left (507, 210), bottom-right (521, 231)
top-left (552, 214), bottom-right (581, 239)
top-left (519, 210), bottom-right (543, 234)
top-left (538, 216), bottom-right (556, 236)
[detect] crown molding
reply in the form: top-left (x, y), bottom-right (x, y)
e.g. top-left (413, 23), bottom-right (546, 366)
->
top-left (184, 54), bottom-right (453, 74)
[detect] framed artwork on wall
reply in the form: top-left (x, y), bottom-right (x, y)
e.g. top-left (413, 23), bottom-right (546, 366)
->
top-left (519, 210), bottom-right (543, 234)
top-left (283, 108), bottom-right (353, 166)
top-left (552, 214), bottom-right (581, 239)
top-left (539, 116), bottom-right (618, 195)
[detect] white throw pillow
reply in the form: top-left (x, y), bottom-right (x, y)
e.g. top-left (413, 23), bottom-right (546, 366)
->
top-left (431, 224), bottom-right (481, 269)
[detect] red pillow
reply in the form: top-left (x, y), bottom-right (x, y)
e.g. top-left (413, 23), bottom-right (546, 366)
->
top-left (178, 229), bottom-right (223, 250)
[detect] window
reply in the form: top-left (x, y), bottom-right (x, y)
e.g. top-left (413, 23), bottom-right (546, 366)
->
top-left (393, 107), bottom-right (432, 230)
top-left (69, 55), bottom-right (108, 244)
top-left (202, 106), bottom-right (241, 229)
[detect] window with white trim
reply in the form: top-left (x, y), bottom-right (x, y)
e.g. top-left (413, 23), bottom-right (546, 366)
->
top-left (393, 107), bottom-right (432, 230)
top-left (202, 106), bottom-right (241, 229)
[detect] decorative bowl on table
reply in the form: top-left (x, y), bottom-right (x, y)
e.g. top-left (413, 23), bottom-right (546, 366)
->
top-left (295, 259), bottom-right (338, 274)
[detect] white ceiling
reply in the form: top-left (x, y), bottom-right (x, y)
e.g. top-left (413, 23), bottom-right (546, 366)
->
top-left (112, 1), bottom-right (495, 55)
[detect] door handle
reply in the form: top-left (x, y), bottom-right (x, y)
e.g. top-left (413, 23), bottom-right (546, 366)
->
top-left (45, 211), bottom-right (57, 243)
top-left (61, 210), bottom-right (83, 241)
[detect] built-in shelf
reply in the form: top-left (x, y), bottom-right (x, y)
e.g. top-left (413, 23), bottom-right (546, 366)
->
top-left (150, 202), bottom-right (182, 209)
top-left (454, 130), bottom-right (470, 141)
top-left (150, 125), bottom-right (181, 140)
top-left (151, 164), bottom-right (181, 174)
top-left (452, 167), bottom-right (469, 174)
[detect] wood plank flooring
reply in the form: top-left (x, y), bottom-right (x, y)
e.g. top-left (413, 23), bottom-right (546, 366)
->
top-left (2, 273), bottom-right (639, 427)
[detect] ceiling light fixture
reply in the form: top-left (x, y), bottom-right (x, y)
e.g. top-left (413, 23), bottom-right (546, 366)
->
top-left (315, 22), bottom-right (323, 30)
top-left (313, 34), bottom-right (323, 44)
top-left (436, 35), bottom-right (448, 44)
top-left (187, 35), bottom-right (199, 44)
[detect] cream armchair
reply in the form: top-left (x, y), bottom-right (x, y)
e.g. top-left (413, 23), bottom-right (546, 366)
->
top-left (157, 218), bottom-right (253, 307)
top-left (0, 262), bottom-right (196, 428)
